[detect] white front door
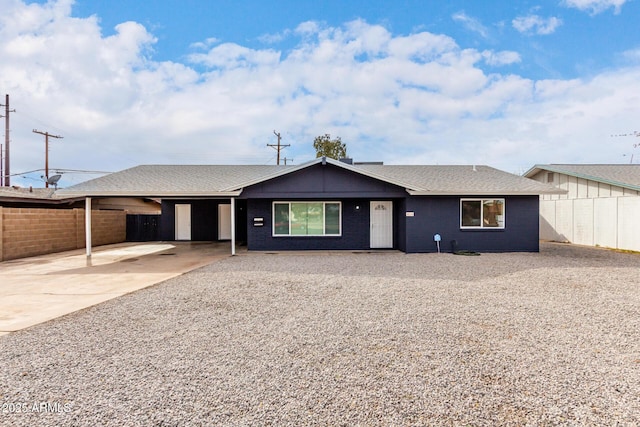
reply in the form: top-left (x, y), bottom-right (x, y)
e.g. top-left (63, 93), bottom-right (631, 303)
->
top-left (218, 204), bottom-right (232, 240)
top-left (370, 201), bottom-right (393, 248)
top-left (175, 204), bottom-right (191, 240)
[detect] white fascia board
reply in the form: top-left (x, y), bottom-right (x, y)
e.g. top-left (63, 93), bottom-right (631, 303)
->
top-left (323, 157), bottom-right (422, 190)
top-left (522, 165), bottom-right (544, 178)
top-left (407, 190), bottom-right (566, 196)
top-left (55, 190), bottom-right (242, 198)
top-left (221, 159), bottom-right (321, 191)
top-left (223, 156), bottom-right (423, 192)
top-left (224, 157), bottom-right (424, 191)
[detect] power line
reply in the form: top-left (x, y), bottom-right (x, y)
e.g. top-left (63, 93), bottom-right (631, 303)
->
top-left (611, 131), bottom-right (639, 138)
top-left (9, 168), bottom-right (111, 177)
top-left (53, 168), bottom-right (113, 174)
top-left (612, 131), bottom-right (640, 164)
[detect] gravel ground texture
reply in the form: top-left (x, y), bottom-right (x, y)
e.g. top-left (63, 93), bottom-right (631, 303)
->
top-left (1, 243), bottom-right (639, 426)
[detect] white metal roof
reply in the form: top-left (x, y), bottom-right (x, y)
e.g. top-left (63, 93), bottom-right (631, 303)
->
top-left (524, 164), bottom-right (640, 192)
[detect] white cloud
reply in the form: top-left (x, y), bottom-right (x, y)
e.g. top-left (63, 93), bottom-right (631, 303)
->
top-left (451, 12), bottom-right (489, 38)
top-left (512, 15), bottom-right (563, 35)
top-left (621, 48), bottom-right (640, 63)
top-left (562, 0), bottom-right (628, 14)
top-left (387, 32), bottom-right (457, 60)
top-left (257, 30), bottom-right (291, 44)
top-left (188, 43), bottom-right (281, 69)
top-left (189, 37), bottom-right (219, 50)
top-left (295, 20), bottom-right (321, 36)
top-left (482, 50), bottom-right (522, 66)
top-left (1, 1), bottom-right (639, 187)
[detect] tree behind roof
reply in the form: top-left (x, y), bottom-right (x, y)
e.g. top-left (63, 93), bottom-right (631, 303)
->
top-left (313, 134), bottom-right (347, 159)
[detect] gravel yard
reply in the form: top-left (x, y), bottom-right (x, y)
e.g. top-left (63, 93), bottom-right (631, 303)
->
top-left (1, 243), bottom-right (639, 426)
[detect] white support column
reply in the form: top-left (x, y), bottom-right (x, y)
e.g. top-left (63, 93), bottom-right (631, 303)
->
top-left (230, 197), bottom-right (236, 256)
top-left (85, 197), bottom-right (92, 258)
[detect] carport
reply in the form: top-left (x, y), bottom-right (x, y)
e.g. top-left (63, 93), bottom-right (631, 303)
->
top-left (83, 196), bottom-right (241, 259)
top-left (53, 165), bottom-right (277, 259)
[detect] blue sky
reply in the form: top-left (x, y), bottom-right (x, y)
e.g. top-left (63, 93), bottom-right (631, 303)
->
top-left (2, 0), bottom-right (640, 187)
top-left (71, 0), bottom-right (637, 80)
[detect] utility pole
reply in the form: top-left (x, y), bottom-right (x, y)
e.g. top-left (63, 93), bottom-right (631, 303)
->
top-left (33, 129), bottom-right (63, 187)
top-left (267, 130), bottom-right (290, 165)
top-left (282, 157), bottom-right (293, 165)
top-left (0, 94), bottom-right (15, 186)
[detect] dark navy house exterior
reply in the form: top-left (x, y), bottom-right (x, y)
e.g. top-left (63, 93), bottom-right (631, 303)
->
top-left (59, 157), bottom-right (562, 254)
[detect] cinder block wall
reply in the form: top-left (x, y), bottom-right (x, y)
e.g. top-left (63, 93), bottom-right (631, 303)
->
top-left (0, 207), bottom-right (126, 261)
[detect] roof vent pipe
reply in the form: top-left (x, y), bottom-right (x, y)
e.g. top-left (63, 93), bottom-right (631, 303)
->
top-left (322, 156), bottom-right (327, 165)
top-left (472, 165), bottom-right (477, 172)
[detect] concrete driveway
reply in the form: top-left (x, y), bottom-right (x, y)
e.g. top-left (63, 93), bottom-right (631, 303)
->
top-left (0, 241), bottom-right (234, 336)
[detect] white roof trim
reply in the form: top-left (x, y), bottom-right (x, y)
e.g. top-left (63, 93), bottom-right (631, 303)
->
top-left (56, 190), bottom-right (242, 198)
top-left (223, 157), bottom-right (420, 192)
top-left (407, 190), bottom-right (563, 196)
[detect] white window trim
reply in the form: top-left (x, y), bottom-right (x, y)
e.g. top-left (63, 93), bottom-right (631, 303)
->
top-left (272, 201), bottom-right (342, 237)
top-left (460, 198), bottom-right (506, 230)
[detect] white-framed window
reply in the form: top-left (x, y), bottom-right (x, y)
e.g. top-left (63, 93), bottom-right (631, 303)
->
top-left (460, 199), bottom-right (505, 229)
top-left (273, 202), bottom-right (341, 236)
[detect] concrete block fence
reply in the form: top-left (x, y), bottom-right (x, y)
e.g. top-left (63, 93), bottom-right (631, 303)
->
top-left (0, 207), bottom-right (126, 261)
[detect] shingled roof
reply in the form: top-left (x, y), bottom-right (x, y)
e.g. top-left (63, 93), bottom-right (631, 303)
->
top-left (524, 164), bottom-right (640, 192)
top-left (56, 165), bottom-right (284, 197)
top-left (357, 164), bottom-right (559, 195)
top-left (56, 157), bottom-right (562, 198)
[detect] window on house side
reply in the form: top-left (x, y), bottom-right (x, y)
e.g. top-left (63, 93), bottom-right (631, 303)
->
top-left (460, 199), bottom-right (505, 229)
top-left (273, 202), bottom-right (341, 236)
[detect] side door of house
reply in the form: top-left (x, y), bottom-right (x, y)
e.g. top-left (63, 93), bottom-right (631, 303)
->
top-left (218, 204), bottom-right (232, 240)
top-left (175, 204), bottom-right (192, 240)
top-left (370, 201), bottom-right (393, 248)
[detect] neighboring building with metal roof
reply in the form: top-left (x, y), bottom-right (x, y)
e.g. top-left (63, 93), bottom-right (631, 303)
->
top-left (0, 186), bottom-right (83, 208)
top-left (0, 185), bottom-right (159, 213)
top-left (57, 157), bottom-right (562, 255)
top-left (524, 164), bottom-right (640, 199)
top-left (524, 164), bottom-right (640, 251)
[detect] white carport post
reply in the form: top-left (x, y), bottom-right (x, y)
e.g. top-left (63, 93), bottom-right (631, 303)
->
top-left (230, 197), bottom-right (236, 256)
top-left (85, 197), bottom-right (92, 259)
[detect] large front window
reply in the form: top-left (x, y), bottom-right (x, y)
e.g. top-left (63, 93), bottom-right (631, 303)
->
top-left (273, 202), bottom-right (341, 236)
top-left (460, 199), bottom-right (505, 229)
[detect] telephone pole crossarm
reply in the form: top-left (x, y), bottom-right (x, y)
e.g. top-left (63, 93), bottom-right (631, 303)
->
top-left (267, 130), bottom-right (290, 165)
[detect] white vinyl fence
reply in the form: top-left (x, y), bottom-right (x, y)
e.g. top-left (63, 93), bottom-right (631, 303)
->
top-left (540, 197), bottom-right (640, 251)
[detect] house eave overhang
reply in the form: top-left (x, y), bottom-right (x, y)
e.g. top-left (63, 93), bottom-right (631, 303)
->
top-left (54, 191), bottom-right (243, 199)
top-left (0, 196), bottom-right (84, 205)
top-left (406, 190), bottom-right (566, 196)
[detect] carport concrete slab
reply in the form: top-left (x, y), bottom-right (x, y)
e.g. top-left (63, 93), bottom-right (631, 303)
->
top-left (0, 242), bottom-right (233, 334)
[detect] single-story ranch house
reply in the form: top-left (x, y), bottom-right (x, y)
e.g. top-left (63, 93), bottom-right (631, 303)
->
top-left (57, 157), bottom-right (562, 255)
